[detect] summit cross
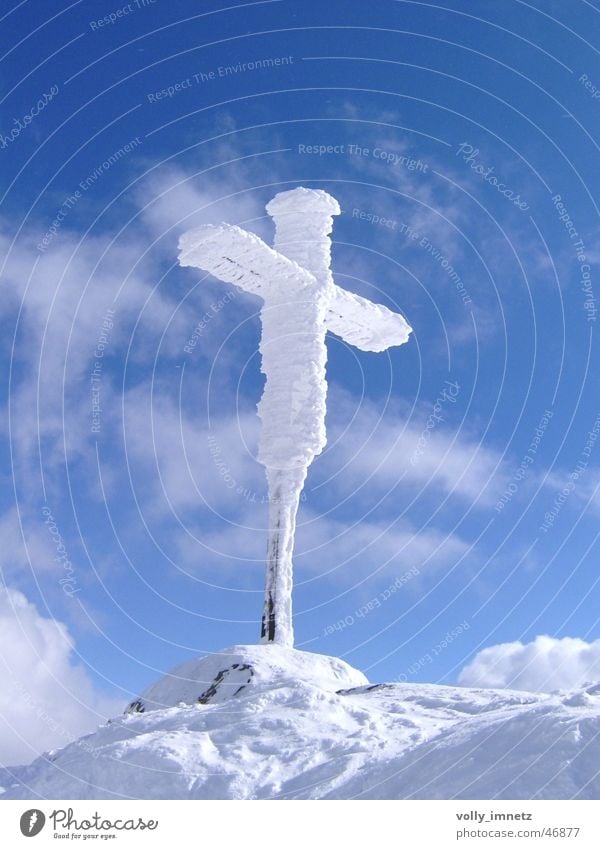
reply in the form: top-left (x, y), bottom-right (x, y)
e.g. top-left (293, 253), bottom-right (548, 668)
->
top-left (178, 187), bottom-right (412, 648)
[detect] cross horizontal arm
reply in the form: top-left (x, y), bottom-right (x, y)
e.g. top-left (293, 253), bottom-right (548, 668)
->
top-left (325, 285), bottom-right (412, 352)
top-left (178, 224), bottom-right (315, 298)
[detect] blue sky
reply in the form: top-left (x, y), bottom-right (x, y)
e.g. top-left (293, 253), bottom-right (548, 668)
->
top-left (1, 0), bottom-right (600, 764)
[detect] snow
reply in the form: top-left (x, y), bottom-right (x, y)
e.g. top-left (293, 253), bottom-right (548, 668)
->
top-left (326, 285), bottom-right (412, 352)
top-left (2, 645), bottom-right (600, 800)
top-left (178, 221), bottom-right (315, 303)
top-left (266, 186), bottom-right (340, 279)
top-left (124, 644), bottom-right (367, 712)
top-left (178, 188), bottom-right (412, 648)
top-left (178, 189), bottom-right (411, 473)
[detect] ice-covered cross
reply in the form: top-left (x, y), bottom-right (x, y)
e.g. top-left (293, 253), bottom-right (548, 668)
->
top-left (178, 187), bottom-right (412, 648)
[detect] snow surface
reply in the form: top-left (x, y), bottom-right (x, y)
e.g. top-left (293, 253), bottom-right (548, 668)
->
top-left (2, 646), bottom-right (600, 800)
top-left (125, 644), bottom-right (367, 712)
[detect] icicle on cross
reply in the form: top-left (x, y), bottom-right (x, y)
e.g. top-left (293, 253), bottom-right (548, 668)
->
top-left (178, 188), bottom-right (412, 648)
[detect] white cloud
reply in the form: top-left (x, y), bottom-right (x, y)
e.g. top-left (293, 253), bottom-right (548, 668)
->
top-left (295, 512), bottom-right (468, 585)
top-left (544, 467), bottom-right (600, 517)
top-left (458, 635), bottom-right (600, 693)
top-left (1, 221), bottom-right (196, 480)
top-left (115, 380), bottom-right (475, 588)
top-left (175, 502), bottom-right (468, 592)
top-left (138, 165), bottom-right (270, 245)
top-left (320, 386), bottom-right (504, 507)
top-left (122, 382), bottom-right (264, 517)
top-left (0, 507), bottom-right (57, 580)
top-left (1, 158), bottom-right (274, 495)
top-left (0, 586), bottom-right (121, 766)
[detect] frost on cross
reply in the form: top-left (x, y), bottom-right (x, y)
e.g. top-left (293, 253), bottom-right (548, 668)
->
top-left (178, 187), bottom-right (412, 648)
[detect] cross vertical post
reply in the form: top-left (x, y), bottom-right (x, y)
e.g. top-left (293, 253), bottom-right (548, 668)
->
top-left (259, 189), bottom-right (341, 646)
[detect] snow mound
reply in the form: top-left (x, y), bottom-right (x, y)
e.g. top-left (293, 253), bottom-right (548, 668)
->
top-left (125, 644), bottom-right (367, 713)
top-left (2, 648), bottom-right (600, 800)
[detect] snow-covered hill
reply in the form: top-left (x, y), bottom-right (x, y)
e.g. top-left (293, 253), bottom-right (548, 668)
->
top-left (2, 645), bottom-right (599, 800)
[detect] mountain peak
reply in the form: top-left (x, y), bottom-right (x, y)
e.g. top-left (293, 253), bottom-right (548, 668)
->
top-left (3, 650), bottom-right (600, 800)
